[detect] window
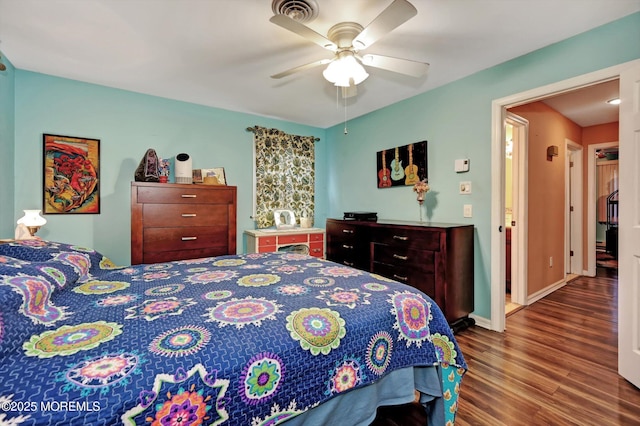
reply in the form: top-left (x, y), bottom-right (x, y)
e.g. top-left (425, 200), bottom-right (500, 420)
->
top-left (248, 126), bottom-right (317, 228)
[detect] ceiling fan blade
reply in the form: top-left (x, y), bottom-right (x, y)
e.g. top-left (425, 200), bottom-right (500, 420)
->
top-left (270, 15), bottom-right (337, 51)
top-left (360, 54), bottom-right (429, 78)
top-left (352, 0), bottom-right (417, 50)
top-left (271, 58), bottom-right (333, 79)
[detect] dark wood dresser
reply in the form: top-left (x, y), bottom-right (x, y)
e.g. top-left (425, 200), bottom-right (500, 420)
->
top-left (326, 218), bottom-right (474, 330)
top-left (131, 182), bottom-right (237, 264)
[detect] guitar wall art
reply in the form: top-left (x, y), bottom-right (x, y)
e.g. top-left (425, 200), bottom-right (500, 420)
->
top-left (376, 141), bottom-right (427, 189)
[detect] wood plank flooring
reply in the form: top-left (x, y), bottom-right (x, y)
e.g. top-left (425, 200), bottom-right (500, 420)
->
top-left (454, 269), bottom-right (640, 425)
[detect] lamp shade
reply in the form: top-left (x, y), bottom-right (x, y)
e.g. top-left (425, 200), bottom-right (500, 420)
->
top-left (17, 209), bottom-right (47, 227)
top-left (323, 53), bottom-right (369, 87)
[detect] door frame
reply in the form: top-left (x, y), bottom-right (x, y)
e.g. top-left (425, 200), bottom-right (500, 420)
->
top-left (565, 139), bottom-right (583, 275)
top-left (505, 113), bottom-right (528, 306)
top-left (586, 141), bottom-right (618, 277)
top-left (618, 60), bottom-right (640, 388)
top-left (490, 61), bottom-right (636, 332)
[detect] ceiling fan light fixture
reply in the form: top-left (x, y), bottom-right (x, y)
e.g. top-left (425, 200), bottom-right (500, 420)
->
top-left (323, 53), bottom-right (369, 87)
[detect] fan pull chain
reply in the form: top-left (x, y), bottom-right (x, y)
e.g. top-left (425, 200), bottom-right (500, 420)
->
top-left (335, 86), bottom-right (348, 135)
top-left (344, 94), bottom-right (348, 134)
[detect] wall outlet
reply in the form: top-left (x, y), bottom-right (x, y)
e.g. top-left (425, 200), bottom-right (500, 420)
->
top-left (463, 204), bottom-right (472, 218)
top-left (459, 181), bottom-right (472, 194)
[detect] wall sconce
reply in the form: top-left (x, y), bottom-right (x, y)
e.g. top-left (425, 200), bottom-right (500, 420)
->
top-left (547, 145), bottom-right (559, 160)
top-left (17, 209), bottom-right (47, 236)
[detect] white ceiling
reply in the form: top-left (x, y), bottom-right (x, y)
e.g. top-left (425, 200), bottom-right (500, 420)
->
top-left (0, 0), bottom-right (638, 128)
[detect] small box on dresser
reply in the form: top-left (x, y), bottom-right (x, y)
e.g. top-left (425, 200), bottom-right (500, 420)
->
top-left (131, 182), bottom-right (237, 264)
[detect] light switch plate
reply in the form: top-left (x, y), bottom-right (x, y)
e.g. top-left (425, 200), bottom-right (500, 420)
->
top-left (463, 204), bottom-right (472, 218)
top-left (459, 181), bottom-right (472, 194)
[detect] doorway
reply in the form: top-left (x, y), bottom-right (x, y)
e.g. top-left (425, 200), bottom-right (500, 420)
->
top-left (504, 113), bottom-right (528, 315)
top-left (588, 141), bottom-right (619, 275)
top-left (490, 66), bottom-right (628, 333)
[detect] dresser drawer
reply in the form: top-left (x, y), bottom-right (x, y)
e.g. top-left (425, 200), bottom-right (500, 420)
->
top-left (372, 227), bottom-right (441, 251)
top-left (309, 232), bottom-right (324, 242)
top-left (258, 236), bottom-right (277, 248)
top-left (371, 262), bottom-right (436, 300)
top-left (143, 204), bottom-right (229, 227)
top-left (143, 247), bottom-right (231, 264)
top-left (278, 234), bottom-right (309, 244)
top-left (309, 241), bottom-right (324, 258)
top-left (372, 244), bottom-right (435, 274)
top-left (326, 221), bottom-right (360, 243)
top-left (136, 185), bottom-right (235, 205)
top-left (326, 244), bottom-right (362, 268)
top-left (143, 227), bottom-right (229, 252)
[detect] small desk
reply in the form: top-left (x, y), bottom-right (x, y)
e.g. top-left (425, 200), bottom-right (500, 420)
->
top-left (245, 228), bottom-right (325, 258)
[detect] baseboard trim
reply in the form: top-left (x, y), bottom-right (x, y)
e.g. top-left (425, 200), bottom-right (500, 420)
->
top-left (468, 314), bottom-right (491, 330)
top-left (527, 278), bottom-right (567, 305)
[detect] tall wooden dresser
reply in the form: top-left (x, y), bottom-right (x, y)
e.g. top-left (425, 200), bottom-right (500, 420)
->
top-left (131, 182), bottom-right (237, 264)
top-left (326, 218), bottom-right (474, 330)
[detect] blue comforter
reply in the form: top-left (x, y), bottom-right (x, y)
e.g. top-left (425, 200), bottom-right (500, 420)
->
top-left (0, 240), bottom-right (466, 425)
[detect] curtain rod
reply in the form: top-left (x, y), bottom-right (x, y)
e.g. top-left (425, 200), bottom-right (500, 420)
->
top-left (246, 125), bottom-right (320, 142)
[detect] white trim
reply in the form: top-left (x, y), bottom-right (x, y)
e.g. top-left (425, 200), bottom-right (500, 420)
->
top-left (526, 278), bottom-right (568, 305)
top-left (491, 101), bottom-right (507, 332)
top-left (506, 113), bottom-right (529, 307)
top-left (587, 141), bottom-right (618, 277)
top-left (490, 59), bottom-right (640, 332)
top-left (469, 314), bottom-right (491, 330)
top-left (565, 139), bottom-right (583, 275)
top-left (617, 61), bottom-right (640, 388)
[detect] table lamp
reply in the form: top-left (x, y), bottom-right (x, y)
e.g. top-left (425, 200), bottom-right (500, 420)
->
top-left (17, 209), bottom-right (47, 236)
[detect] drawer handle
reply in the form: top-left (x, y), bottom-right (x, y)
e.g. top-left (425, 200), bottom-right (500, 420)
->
top-left (393, 254), bottom-right (408, 260)
top-left (181, 213), bottom-right (197, 217)
top-left (181, 236), bottom-right (197, 241)
top-left (181, 194), bottom-right (197, 198)
top-left (342, 229), bottom-right (354, 234)
top-left (342, 244), bottom-right (354, 250)
top-left (393, 274), bottom-right (408, 281)
top-left (344, 261), bottom-right (354, 266)
top-left (312, 248), bottom-right (321, 253)
top-left (393, 235), bottom-right (408, 241)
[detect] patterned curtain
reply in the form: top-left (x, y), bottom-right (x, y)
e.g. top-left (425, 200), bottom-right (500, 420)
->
top-left (248, 126), bottom-right (317, 229)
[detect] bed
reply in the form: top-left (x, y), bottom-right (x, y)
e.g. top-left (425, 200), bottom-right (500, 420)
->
top-left (0, 239), bottom-right (466, 425)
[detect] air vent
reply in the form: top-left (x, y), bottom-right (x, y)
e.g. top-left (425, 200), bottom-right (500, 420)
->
top-left (271, 0), bottom-right (319, 23)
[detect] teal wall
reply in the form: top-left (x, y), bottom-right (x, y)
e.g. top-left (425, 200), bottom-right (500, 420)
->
top-left (5, 12), bottom-right (639, 321)
top-left (324, 12), bottom-right (640, 319)
top-left (0, 51), bottom-right (15, 238)
top-left (13, 73), bottom-right (326, 265)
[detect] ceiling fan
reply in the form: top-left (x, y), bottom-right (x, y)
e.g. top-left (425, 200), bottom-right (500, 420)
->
top-left (269, 0), bottom-right (429, 90)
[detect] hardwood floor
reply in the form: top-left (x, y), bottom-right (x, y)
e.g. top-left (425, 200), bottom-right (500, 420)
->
top-left (454, 269), bottom-right (640, 425)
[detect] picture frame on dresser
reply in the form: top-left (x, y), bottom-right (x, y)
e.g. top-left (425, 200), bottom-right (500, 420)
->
top-left (193, 167), bottom-right (227, 185)
top-left (43, 133), bottom-right (100, 214)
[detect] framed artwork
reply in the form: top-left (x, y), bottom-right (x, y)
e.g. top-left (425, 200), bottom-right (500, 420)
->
top-left (43, 134), bottom-right (100, 214)
top-left (376, 140), bottom-right (428, 188)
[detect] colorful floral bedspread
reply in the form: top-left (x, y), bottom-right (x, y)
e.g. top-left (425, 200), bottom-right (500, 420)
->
top-left (0, 240), bottom-right (466, 425)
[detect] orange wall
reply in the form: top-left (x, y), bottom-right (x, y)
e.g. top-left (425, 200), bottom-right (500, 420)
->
top-left (509, 102), bottom-right (582, 296)
top-left (582, 122), bottom-right (618, 145)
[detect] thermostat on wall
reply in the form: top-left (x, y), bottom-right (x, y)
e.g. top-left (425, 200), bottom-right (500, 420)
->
top-left (455, 158), bottom-right (470, 173)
